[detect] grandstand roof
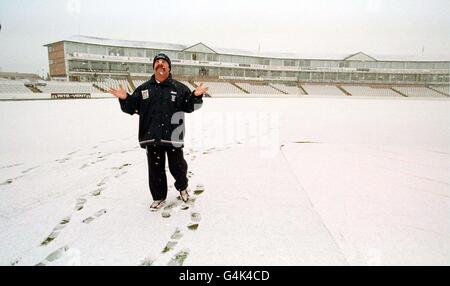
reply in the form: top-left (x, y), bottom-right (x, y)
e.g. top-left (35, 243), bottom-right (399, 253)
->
top-left (45, 35), bottom-right (185, 51)
top-left (344, 52), bottom-right (377, 62)
top-left (44, 35), bottom-right (450, 62)
top-left (0, 71), bottom-right (41, 80)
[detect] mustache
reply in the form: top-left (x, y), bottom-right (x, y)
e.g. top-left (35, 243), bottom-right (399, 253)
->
top-left (155, 64), bottom-right (166, 70)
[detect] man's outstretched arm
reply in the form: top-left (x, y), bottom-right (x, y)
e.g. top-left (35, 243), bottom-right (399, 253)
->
top-left (109, 85), bottom-right (140, 115)
top-left (181, 82), bottom-right (208, 113)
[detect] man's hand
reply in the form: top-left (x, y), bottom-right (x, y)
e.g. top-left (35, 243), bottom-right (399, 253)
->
top-left (194, 82), bottom-right (208, 96)
top-left (108, 85), bottom-right (128, 100)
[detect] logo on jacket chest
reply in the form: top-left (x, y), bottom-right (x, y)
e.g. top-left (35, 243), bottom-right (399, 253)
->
top-left (141, 89), bottom-right (150, 100)
top-left (170, 91), bottom-right (177, 102)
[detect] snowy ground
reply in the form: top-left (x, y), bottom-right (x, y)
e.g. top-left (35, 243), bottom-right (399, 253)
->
top-left (0, 96), bottom-right (449, 265)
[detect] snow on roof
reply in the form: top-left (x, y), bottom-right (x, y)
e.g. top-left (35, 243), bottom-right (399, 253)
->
top-left (203, 45), bottom-right (349, 60)
top-left (45, 35), bottom-right (450, 62)
top-left (47, 35), bottom-right (186, 51)
top-left (370, 53), bottom-right (450, 62)
top-left (212, 47), bottom-right (450, 62)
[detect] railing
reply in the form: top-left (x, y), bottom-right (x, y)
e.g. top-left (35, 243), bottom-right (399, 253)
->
top-left (69, 53), bottom-right (150, 64)
top-left (218, 75), bottom-right (448, 85)
top-left (68, 53), bottom-right (449, 74)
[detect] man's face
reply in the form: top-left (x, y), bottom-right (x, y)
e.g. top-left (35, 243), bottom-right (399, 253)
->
top-left (154, 59), bottom-right (170, 79)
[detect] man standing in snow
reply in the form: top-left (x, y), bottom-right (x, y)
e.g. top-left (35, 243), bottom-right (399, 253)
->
top-left (109, 53), bottom-right (208, 211)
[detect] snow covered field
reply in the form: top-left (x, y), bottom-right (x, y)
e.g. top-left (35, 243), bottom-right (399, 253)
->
top-left (0, 96), bottom-right (449, 265)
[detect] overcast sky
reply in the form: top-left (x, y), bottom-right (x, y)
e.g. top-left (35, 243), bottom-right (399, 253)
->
top-left (0, 0), bottom-right (449, 75)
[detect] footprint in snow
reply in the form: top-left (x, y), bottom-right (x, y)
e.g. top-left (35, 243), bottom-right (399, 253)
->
top-left (113, 163), bottom-right (132, 170)
top-left (162, 241), bottom-right (178, 253)
top-left (21, 165), bottom-right (40, 174)
top-left (80, 156), bottom-right (110, 170)
top-left (114, 170), bottom-right (128, 178)
top-left (140, 257), bottom-right (155, 266)
top-left (0, 178), bottom-right (14, 186)
top-left (67, 150), bottom-right (79, 156)
top-left (112, 163), bottom-right (131, 178)
top-left (193, 184), bottom-right (205, 195)
top-left (161, 200), bottom-right (184, 218)
top-left (40, 216), bottom-right (71, 246)
top-left (35, 245), bottom-right (70, 266)
top-left (10, 258), bottom-right (21, 266)
top-left (56, 157), bottom-right (71, 164)
top-left (187, 212), bottom-right (201, 231)
top-left (167, 249), bottom-right (190, 266)
top-left (170, 228), bottom-right (184, 240)
top-left (190, 212), bottom-right (201, 222)
top-left (82, 209), bottom-right (107, 224)
top-left (90, 187), bottom-right (104, 197)
top-left (0, 162), bottom-right (23, 169)
top-left (74, 198), bottom-right (87, 211)
top-left (97, 176), bottom-right (109, 187)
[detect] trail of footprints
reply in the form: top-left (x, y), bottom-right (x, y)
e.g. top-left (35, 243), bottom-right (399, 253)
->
top-left (155, 143), bottom-right (230, 265)
top-left (1, 144), bottom-right (138, 187)
top-left (186, 146), bottom-right (231, 162)
top-left (1, 149), bottom-right (81, 187)
top-left (0, 165), bottom-right (40, 186)
top-left (140, 147), bottom-right (221, 265)
top-left (35, 160), bottom-right (132, 265)
top-left (80, 152), bottom-right (113, 169)
top-left (4, 143), bottom-right (139, 265)
top-left (141, 183), bottom-right (205, 266)
top-left (2, 148), bottom-right (95, 186)
top-left (24, 144), bottom-right (214, 265)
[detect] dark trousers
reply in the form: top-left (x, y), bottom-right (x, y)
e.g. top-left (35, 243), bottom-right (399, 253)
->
top-left (146, 145), bottom-right (188, 201)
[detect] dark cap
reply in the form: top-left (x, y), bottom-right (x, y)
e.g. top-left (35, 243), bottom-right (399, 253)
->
top-left (153, 53), bottom-right (171, 71)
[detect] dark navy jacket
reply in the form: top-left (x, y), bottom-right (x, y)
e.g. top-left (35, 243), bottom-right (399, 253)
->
top-left (119, 74), bottom-right (203, 148)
